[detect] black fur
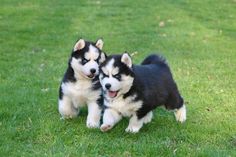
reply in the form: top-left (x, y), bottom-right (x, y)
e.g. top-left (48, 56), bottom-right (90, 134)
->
top-left (59, 86), bottom-right (63, 100)
top-left (70, 41), bottom-right (103, 63)
top-left (108, 54), bottom-right (184, 119)
top-left (58, 40), bottom-right (105, 105)
top-left (91, 76), bottom-right (101, 90)
top-left (100, 55), bottom-right (135, 78)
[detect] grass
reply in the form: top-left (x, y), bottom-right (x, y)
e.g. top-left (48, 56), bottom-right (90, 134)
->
top-left (0, 0), bottom-right (236, 156)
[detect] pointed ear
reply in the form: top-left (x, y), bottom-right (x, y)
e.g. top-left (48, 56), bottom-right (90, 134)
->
top-left (100, 52), bottom-right (107, 63)
top-left (95, 38), bottom-right (104, 50)
top-left (121, 52), bottom-right (132, 68)
top-left (73, 39), bottom-right (85, 51)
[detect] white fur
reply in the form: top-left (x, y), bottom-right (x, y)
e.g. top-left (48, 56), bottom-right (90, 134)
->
top-left (100, 108), bottom-right (122, 132)
top-left (83, 59), bottom-right (99, 76)
top-left (100, 57), bottom-right (145, 132)
top-left (101, 77), bottom-right (119, 92)
top-left (99, 58), bottom-right (134, 97)
top-left (125, 115), bottom-right (144, 133)
top-left (100, 53), bottom-right (186, 133)
top-left (100, 55), bottom-right (154, 133)
top-left (84, 45), bottom-right (99, 60)
top-left (101, 67), bottom-right (108, 76)
top-left (70, 58), bottom-right (85, 79)
top-left (71, 45), bottom-right (100, 79)
top-left (74, 39), bottom-right (85, 51)
top-left (59, 80), bottom-right (101, 128)
top-left (105, 59), bottom-right (115, 74)
top-left (99, 52), bottom-right (106, 63)
top-left (87, 102), bottom-right (102, 128)
top-left (100, 59), bottom-right (120, 92)
top-left (143, 111), bottom-right (153, 124)
top-left (95, 39), bottom-right (104, 50)
top-left (100, 94), bottom-right (143, 132)
top-left (104, 59), bottom-right (119, 75)
top-left (125, 112), bottom-right (152, 133)
top-left (121, 53), bottom-right (132, 68)
top-left (105, 95), bottom-right (142, 117)
top-left (174, 105), bottom-right (186, 123)
top-left (59, 96), bottom-right (79, 118)
top-left (101, 97), bottom-right (153, 133)
top-left (119, 74), bottom-right (134, 95)
top-left (59, 42), bottom-right (103, 128)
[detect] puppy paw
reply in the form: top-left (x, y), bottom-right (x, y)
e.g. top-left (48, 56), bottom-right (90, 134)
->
top-left (86, 119), bottom-right (100, 128)
top-left (125, 126), bottom-right (140, 133)
top-left (60, 114), bottom-right (76, 120)
top-left (174, 105), bottom-right (186, 123)
top-left (143, 112), bottom-right (153, 124)
top-left (60, 117), bottom-right (65, 120)
top-left (100, 124), bottom-right (112, 132)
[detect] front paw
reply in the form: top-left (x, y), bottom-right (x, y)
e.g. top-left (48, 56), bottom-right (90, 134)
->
top-left (60, 115), bottom-right (76, 120)
top-left (174, 105), bottom-right (187, 123)
top-left (100, 124), bottom-right (112, 132)
top-left (86, 119), bottom-right (100, 128)
top-left (125, 125), bottom-right (140, 133)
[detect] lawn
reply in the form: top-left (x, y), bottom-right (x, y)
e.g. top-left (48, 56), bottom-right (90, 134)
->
top-left (0, 0), bottom-right (236, 156)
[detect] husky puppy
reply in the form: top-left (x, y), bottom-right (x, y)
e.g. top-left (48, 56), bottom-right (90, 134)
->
top-left (59, 38), bottom-right (106, 128)
top-left (99, 53), bottom-right (186, 133)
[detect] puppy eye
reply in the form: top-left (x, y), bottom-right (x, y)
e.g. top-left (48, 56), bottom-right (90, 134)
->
top-left (95, 58), bottom-right (99, 63)
top-left (103, 73), bottom-right (109, 78)
top-left (102, 72), bottom-right (109, 78)
top-left (82, 58), bottom-right (89, 64)
top-left (113, 74), bottom-right (121, 80)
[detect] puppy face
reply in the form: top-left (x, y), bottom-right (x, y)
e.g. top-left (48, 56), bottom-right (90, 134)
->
top-left (70, 39), bottom-right (106, 79)
top-left (99, 53), bottom-right (134, 99)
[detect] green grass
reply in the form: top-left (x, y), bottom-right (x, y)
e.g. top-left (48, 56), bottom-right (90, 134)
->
top-left (0, 0), bottom-right (236, 156)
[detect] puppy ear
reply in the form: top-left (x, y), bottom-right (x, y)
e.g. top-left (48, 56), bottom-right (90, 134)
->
top-left (95, 38), bottom-right (104, 50)
top-left (73, 39), bottom-right (85, 51)
top-left (100, 52), bottom-right (107, 63)
top-left (121, 52), bottom-right (132, 68)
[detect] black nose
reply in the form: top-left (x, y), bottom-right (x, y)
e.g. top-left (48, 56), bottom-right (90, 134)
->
top-left (90, 68), bottom-right (96, 74)
top-left (105, 83), bottom-right (111, 90)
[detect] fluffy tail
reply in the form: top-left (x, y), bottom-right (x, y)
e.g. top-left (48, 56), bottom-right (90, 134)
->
top-left (141, 54), bottom-right (167, 65)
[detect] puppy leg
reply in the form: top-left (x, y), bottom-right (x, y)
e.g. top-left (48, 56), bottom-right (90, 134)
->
top-left (165, 93), bottom-right (186, 123)
top-left (174, 104), bottom-right (187, 123)
top-left (143, 111), bottom-right (153, 124)
top-left (125, 115), bottom-right (144, 133)
top-left (58, 95), bottom-right (79, 119)
top-left (86, 102), bottom-right (102, 128)
top-left (100, 108), bottom-right (122, 132)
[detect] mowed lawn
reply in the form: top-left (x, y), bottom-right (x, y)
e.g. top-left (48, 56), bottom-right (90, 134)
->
top-left (0, 0), bottom-right (236, 156)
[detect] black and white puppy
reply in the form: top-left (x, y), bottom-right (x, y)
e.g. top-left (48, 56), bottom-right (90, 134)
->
top-left (99, 53), bottom-right (186, 133)
top-left (59, 39), bottom-right (106, 128)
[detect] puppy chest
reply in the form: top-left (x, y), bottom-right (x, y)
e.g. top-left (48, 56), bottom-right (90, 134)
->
top-left (62, 81), bottom-right (92, 98)
top-left (106, 99), bottom-right (143, 117)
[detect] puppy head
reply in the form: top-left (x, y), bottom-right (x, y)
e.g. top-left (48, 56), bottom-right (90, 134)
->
top-left (70, 38), bottom-right (106, 79)
top-left (99, 52), bottom-right (134, 99)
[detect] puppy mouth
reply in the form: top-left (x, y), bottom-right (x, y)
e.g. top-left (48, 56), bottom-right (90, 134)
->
top-left (87, 74), bottom-right (95, 79)
top-left (107, 90), bottom-right (119, 98)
